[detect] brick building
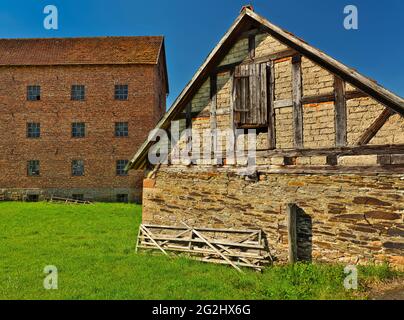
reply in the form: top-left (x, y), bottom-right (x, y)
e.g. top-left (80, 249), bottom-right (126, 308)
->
top-left (0, 36), bottom-right (168, 202)
top-left (129, 8), bottom-right (404, 267)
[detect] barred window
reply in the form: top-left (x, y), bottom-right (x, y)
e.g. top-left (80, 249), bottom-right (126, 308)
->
top-left (114, 85), bottom-right (128, 100)
top-left (72, 122), bottom-right (86, 138)
top-left (27, 85), bottom-right (41, 101)
top-left (71, 85), bottom-right (85, 101)
top-left (116, 194), bottom-right (129, 203)
top-left (116, 160), bottom-right (129, 176)
top-left (27, 160), bottom-right (40, 176)
top-left (115, 122), bottom-right (128, 137)
top-left (27, 123), bottom-right (41, 138)
top-left (72, 160), bottom-right (84, 176)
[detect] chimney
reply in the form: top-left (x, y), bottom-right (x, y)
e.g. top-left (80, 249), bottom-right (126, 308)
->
top-left (240, 4), bottom-right (254, 13)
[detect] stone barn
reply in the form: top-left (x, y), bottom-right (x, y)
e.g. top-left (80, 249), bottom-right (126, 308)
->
top-left (128, 7), bottom-right (404, 267)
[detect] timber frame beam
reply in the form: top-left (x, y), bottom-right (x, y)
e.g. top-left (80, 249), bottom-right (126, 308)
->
top-left (292, 55), bottom-right (303, 148)
top-left (356, 108), bottom-right (395, 146)
top-left (255, 143), bottom-right (404, 158)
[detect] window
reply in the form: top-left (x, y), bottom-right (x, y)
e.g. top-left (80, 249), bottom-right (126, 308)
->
top-left (115, 122), bottom-right (128, 137)
top-left (27, 85), bottom-right (41, 101)
top-left (27, 123), bottom-right (40, 138)
top-left (116, 194), bottom-right (129, 203)
top-left (72, 194), bottom-right (84, 201)
top-left (27, 160), bottom-right (40, 176)
top-left (72, 160), bottom-right (84, 176)
top-left (115, 85), bottom-right (128, 100)
top-left (233, 63), bottom-right (268, 128)
top-left (72, 122), bottom-right (86, 138)
top-left (71, 85), bottom-right (85, 101)
top-left (116, 160), bottom-right (129, 176)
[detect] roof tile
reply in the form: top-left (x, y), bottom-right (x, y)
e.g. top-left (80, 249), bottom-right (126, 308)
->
top-left (0, 36), bottom-right (163, 66)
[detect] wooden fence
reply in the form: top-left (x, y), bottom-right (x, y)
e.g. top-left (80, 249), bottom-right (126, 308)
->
top-left (136, 223), bottom-right (272, 272)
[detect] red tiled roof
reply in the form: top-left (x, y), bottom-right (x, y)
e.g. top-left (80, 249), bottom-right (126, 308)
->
top-left (0, 36), bottom-right (164, 66)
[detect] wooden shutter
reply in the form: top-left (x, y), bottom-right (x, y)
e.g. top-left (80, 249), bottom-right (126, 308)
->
top-left (233, 63), bottom-right (268, 128)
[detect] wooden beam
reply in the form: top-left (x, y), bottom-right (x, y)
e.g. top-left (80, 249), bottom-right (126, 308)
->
top-left (287, 204), bottom-right (298, 264)
top-left (301, 90), bottom-right (367, 105)
top-left (292, 55), bottom-right (303, 148)
top-left (214, 49), bottom-right (297, 74)
top-left (210, 74), bottom-right (218, 159)
top-left (260, 164), bottom-right (404, 175)
top-left (334, 76), bottom-right (347, 147)
top-left (267, 61), bottom-right (276, 149)
top-left (248, 34), bottom-right (255, 59)
top-left (185, 102), bottom-right (192, 129)
top-left (274, 99), bottom-right (292, 109)
top-left (356, 108), bottom-right (395, 145)
top-left (256, 144), bottom-right (404, 157)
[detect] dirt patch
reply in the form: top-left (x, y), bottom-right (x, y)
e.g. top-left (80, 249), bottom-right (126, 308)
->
top-left (367, 278), bottom-right (404, 300)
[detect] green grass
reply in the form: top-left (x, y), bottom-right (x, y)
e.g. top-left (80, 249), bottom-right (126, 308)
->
top-left (0, 202), bottom-right (400, 300)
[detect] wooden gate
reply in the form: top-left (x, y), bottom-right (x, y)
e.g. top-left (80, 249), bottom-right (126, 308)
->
top-left (136, 223), bottom-right (272, 272)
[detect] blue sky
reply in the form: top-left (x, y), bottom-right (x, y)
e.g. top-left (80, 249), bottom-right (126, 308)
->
top-left (0, 0), bottom-right (403, 107)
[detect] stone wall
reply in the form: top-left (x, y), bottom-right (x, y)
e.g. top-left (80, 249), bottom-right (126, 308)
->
top-left (0, 186), bottom-right (141, 203)
top-left (142, 167), bottom-right (404, 267)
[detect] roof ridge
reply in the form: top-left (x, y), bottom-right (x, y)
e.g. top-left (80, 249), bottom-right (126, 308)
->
top-left (0, 35), bottom-right (164, 41)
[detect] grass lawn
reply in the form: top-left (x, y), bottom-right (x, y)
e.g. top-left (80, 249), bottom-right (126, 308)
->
top-left (0, 202), bottom-right (400, 300)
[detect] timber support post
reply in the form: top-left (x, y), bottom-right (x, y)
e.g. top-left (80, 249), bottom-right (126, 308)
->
top-left (292, 55), bottom-right (303, 148)
top-left (287, 203), bottom-right (298, 264)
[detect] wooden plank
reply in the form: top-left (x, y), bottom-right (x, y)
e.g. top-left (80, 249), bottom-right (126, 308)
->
top-left (274, 91), bottom-right (366, 109)
top-left (334, 76), bottom-right (347, 147)
top-left (274, 99), bottom-right (292, 109)
top-left (185, 102), bottom-right (192, 129)
top-left (356, 108), bottom-right (395, 145)
top-left (210, 74), bottom-right (217, 160)
top-left (214, 49), bottom-right (297, 74)
top-left (267, 61), bottom-right (276, 149)
top-left (292, 55), bottom-right (303, 148)
top-left (287, 204), bottom-right (298, 264)
top-left (255, 144), bottom-right (404, 157)
top-left (259, 164), bottom-right (404, 175)
top-left (140, 225), bottom-right (168, 256)
top-left (138, 235), bottom-right (264, 250)
top-left (138, 243), bottom-right (266, 261)
top-left (182, 223), bottom-right (243, 273)
top-left (229, 70), bottom-right (237, 165)
top-left (144, 224), bottom-right (262, 234)
top-left (259, 63), bottom-right (267, 126)
top-left (245, 64), bottom-right (259, 124)
top-left (248, 34), bottom-right (255, 59)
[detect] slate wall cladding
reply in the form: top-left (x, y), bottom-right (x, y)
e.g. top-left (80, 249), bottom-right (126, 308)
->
top-left (143, 168), bottom-right (404, 267)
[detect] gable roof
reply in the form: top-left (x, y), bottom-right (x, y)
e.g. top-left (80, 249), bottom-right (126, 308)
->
top-left (0, 36), bottom-right (164, 66)
top-left (127, 7), bottom-right (404, 170)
